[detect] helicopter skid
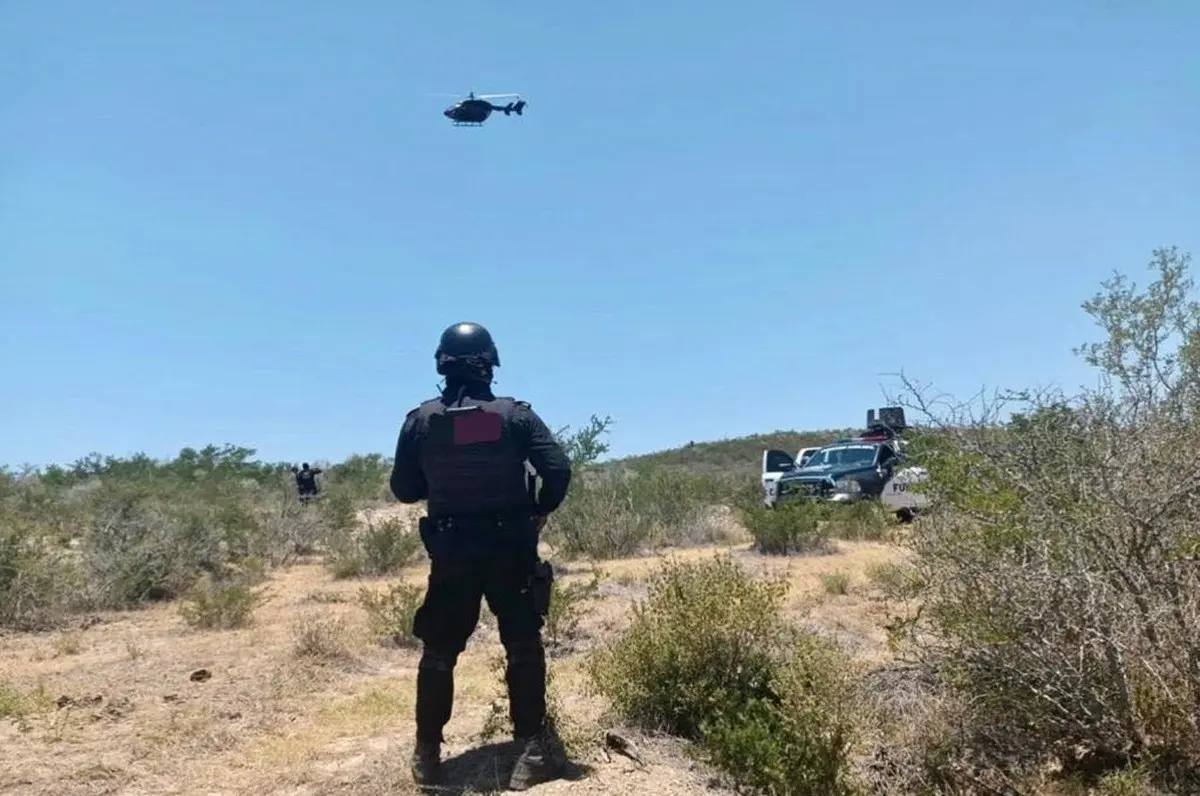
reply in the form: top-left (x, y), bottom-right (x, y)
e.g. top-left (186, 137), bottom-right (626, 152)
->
top-left (452, 122), bottom-right (484, 127)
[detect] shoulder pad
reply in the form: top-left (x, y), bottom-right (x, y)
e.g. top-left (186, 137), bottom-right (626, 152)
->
top-left (406, 397), bottom-right (440, 418)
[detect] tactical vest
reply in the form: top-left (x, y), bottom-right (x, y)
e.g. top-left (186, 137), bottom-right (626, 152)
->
top-left (416, 395), bottom-right (534, 517)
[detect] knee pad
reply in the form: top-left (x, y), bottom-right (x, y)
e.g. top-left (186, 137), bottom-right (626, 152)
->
top-left (504, 639), bottom-right (545, 666)
top-left (419, 647), bottom-right (459, 673)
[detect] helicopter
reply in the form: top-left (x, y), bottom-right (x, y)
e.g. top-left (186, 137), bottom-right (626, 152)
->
top-left (439, 92), bottom-right (527, 126)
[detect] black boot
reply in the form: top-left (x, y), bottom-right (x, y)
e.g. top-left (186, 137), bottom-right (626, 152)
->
top-left (504, 638), bottom-right (564, 789)
top-left (413, 648), bottom-right (456, 787)
top-left (504, 640), bottom-right (547, 740)
top-left (410, 740), bottom-right (441, 788)
top-left (510, 724), bottom-right (568, 791)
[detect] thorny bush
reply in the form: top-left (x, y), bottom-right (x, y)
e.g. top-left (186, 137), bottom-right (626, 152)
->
top-left (587, 554), bottom-right (858, 796)
top-left (327, 515), bottom-right (422, 579)
top-left (891, 247), bottom-right (1200, 792)
top-left (357, 581), bottom-right (424, 649)
top-left (738, 498), bottom-right (892, 556)
top-left (738, 500), bottom-right (834, 555)
top-left (544, 415), bottom-right (746, 559)
top-left (0, 444), bottom-right (392, 629)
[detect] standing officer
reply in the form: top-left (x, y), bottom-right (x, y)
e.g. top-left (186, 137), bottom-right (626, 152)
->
top-left (291, 462), bottom-right (323, 503)
top-left (389, 321), bottom-right (573, 791)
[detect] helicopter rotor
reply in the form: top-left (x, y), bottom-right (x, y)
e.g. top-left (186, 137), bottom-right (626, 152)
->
top-left (427, 92), bottom-right (523, 101)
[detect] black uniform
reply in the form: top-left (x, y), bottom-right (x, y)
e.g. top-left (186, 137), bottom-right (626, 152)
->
top-left (390, 380), bottom-right (571, 747)
top-left (293, 464), bottom-right (322, 501)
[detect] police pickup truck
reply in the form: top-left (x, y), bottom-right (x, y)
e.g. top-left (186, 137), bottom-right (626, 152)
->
top-left (760, 407), bottom-right (930, 521)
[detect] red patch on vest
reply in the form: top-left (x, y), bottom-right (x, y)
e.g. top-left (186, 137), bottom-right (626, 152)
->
top-left (453, 411), bottom-right (503, 445)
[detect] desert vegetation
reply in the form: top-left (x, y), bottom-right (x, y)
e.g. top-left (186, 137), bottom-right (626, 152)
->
top-left (2, 247), bottom-right (1197, 795)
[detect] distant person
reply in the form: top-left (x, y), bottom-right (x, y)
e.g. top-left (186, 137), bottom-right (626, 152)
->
top-left (389, 321), bottom-right (573, 791)
top-left (291, 462), bottom-right (322, 503)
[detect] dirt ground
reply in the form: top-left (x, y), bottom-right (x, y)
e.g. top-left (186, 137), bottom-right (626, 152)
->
top-left (0, 512), bottom-right (906, 796)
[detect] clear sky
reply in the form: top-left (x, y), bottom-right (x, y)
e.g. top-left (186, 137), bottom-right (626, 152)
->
top-left (2, 1), bottom-right (1197, 468)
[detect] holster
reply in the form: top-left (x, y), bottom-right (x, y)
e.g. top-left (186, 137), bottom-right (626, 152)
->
top-left (417, 516), bottom-right (437, 557)
top-left (530, 559), bottom-right (554, 617)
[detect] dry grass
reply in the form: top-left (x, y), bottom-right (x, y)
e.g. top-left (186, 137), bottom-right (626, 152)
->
top-left (0, 521), bottom-right (907, 796)
top-left (355, 503), bottom-right (426, 528)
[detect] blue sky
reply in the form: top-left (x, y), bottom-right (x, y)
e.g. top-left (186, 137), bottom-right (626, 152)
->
top-left (2, 1), bottom-right (1197, 468)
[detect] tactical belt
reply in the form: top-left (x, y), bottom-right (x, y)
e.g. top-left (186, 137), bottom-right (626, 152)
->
top-left (424, 510), bottom-right (534, 533)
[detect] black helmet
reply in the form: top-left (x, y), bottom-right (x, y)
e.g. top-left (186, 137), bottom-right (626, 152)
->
top-left (435, 322), bottom-right (500, 374)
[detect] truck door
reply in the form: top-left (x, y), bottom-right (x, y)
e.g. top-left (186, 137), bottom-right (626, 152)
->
top-left (762, 449), bottom-right (797, 506)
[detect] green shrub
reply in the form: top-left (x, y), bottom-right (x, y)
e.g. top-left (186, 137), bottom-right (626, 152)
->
top-left (544, 567), bottom-right (603, 650)
top-left (544, 417), bottom-right (744, 560)
top-left (739, 496), bottom-right (894, 555)
top-left (260, 500), bottom-right (327, 561)
top-left (701, 644), bottom-right (858, 796)
top-left (587, 555), bottom-right (789, 736)
top-left (323, 453), bottom-right (392, 504)
top-left (823, 500), bottom-right (893, 541)
top-left (357, 582), bottom-right (423, 648)
top-left (292, 615), bottom-right (357, 663)
top-left (863, 560), bottom-right (925, 601)
top-left (0, 445), bottom-right (381, 627)
top-left (546, 466), bottom-right (735, 560)
top-left (0, 517), bottom-right (82, 630)
top-left (587, 554), bottom-right (857, 795)
top-left (543, 466), bottom-right (658, 559)
top-left (178, 576), bottom-right (268, 630)
top-left (328, 517), bottom-right (421, 579)
top-left (318, 491), bottom-right (359, 539)
top-left (739, 501), bottom-right (833, 555)
top-left (81, 494), bottom-right (225, 608)
top-left (0, 681), bottom-right (51, 720)
top-left (821, 570), bottom-right (851, 596)
top-left (864, 557), bottom-right (926, 600)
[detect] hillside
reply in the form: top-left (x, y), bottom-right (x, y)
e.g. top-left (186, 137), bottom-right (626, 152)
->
top-left (604, 428), bottom-right (856, 480)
